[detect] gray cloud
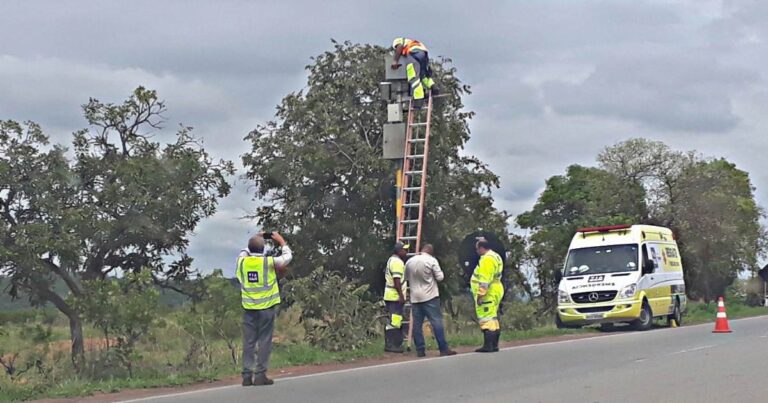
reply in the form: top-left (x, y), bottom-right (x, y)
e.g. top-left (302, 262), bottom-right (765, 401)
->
top-left (2, 0), bottom-right (767, 271)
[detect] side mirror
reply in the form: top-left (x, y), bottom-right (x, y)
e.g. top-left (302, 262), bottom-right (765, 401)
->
top-left (642, 259), bottom-right (654, 275)
top-left (554, 268), bottom-right (563, 283)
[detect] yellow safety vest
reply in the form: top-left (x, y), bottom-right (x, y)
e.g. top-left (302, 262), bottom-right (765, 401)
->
top-left (401, 38), bottom-right (428, 55)
top-left (237, 254), bottom-right (280, 310)
top-left (384, 256), bottom-right (407, 302)
top-left (471, 250), bottom-right (503, 296)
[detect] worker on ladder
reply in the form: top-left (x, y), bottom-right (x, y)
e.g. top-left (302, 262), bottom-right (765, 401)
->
top-left (471, 238), bottom-right (504, 353)
top-left (384, 241), bottom-right (409, 353)
top-left (391, 37), bottom-right (437, 102)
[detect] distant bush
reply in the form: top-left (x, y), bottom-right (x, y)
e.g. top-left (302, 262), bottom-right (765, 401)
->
top-left (283, 268), bottom-right (380, 351)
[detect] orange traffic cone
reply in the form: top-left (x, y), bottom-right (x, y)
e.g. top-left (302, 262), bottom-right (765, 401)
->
top-left (712, 297), bottom-right (732, 333)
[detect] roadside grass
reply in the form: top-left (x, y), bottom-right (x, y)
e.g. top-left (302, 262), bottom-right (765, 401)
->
top-left (683, 300), bottom-right (768, 325)
top-left (2, 302), bottom-right (766, 402)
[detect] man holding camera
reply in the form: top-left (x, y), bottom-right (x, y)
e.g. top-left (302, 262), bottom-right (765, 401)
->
top-left (237, 231), bottom-right (292, 386)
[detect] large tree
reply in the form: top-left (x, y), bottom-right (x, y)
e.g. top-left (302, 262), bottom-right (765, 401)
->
top-left (598, 139), bottom-right (765, 301)
top-left (0, 88), bottom-right (233, 369)
top-left (242, 40), bottom-right (511, 295)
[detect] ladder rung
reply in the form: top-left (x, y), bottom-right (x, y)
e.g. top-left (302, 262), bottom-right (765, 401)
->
top-left (410, 122), bottom-right (428, 127)
top-left (409, 139), bottom-right (426, 143)
top-left (399, 236), bottom-right (418, 240)
top-left (402, 203), bottom-right (420, 207)
top-left (406, 155), bottom-right (425, 159)
top-left (400, 220), bottom-right (419, 224)
top-left (404, 171), bottom-right (423, 175)
top-left (403, 187), bottom-right (421, 191)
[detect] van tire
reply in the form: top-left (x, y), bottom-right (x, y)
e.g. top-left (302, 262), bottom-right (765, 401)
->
top-left (555, 315), bottom-right (579, 329)
top-left (632, 302), bottom-right (653, 331)
top-left (667, 299), bottom-right (682, 327)
top-left (599, 323), bottom-right (615, 332)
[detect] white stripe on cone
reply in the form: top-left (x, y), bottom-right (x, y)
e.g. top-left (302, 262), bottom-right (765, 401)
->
top-left (717, 312), bottom-right (727, 318)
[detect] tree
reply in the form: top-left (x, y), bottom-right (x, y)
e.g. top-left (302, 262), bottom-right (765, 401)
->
top-left (670, 160), bottom-right (764, 300)
top-left (597, 138), bottom-right (696, 225)
top-left (599, 139), bottom-right (765, 300)
top-left (242, 40), bottom-right (510, 295)
top-left (0, 88), bottom-right (233, 369)
top-left (517, 165), bottom-right (647, 309)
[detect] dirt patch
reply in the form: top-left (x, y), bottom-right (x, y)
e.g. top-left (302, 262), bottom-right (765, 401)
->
top-left (30, 331), bottom-right (603, 403)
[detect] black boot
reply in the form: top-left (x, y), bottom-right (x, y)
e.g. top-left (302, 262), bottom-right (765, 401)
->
top-left (492, 331), bottom-right (501, 352)
top-left (242, 373), bottom-right (253, 386)
top-left (252, 374), bottom-right (274, 386)
top-left (384, 329), bottom-right (404, 353)
top-left (475, 330), bottom-right (494, 353)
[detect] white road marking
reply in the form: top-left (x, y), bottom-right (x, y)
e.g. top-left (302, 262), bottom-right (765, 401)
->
top-left (669, 344), bottom-right (715, 355)
top-left (114, 315), bottom-right (768, 403)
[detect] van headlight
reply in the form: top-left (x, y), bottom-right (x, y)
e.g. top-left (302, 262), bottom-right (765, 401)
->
top-left (558, 290), bottom-right (571, 303)
top-left (619, 283), bottom-right (637, 299)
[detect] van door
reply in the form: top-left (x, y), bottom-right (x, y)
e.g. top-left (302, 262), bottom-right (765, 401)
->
top-left (646, 243), bottom-right (673, 316)
top-left (639, 243), bottom-right (663, 316)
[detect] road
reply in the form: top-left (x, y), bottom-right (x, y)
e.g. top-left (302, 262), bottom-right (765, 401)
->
top-left (118, 316), bottom-right (768, 403)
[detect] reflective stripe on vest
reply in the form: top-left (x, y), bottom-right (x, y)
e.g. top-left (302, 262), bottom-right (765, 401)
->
top-left (237, 254), bottom-right (280, 310)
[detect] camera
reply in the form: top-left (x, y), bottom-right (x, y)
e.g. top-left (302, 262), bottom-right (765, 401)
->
top-left (263, 231), bottom-right (273, 240)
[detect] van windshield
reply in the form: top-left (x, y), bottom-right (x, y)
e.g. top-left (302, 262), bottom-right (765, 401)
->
top-left (564, 244), bottom-right (638, 277)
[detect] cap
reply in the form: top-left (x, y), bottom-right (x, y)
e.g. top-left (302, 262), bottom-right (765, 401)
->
top-left (394, 241), bottom-right (410, 253)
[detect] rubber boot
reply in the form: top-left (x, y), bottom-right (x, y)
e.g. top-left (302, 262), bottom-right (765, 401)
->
top-left (475, 330), bottom-right (494, 353)
top-left (384, 329), bottom-right (404, 353)
top-left (492, 331), bottom-right (501, 352)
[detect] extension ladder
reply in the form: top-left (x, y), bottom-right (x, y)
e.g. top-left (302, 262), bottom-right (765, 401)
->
top-left (394, 93), bottom-right (434, 352)
top-left (395, 94), bottom-right (434, 255)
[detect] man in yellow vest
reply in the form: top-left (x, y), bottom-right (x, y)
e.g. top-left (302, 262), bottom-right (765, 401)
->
top-left (237, 231), bottom-right (293, 386)
top-left (391, 37), bottom-right (437, 101)
top-left (383, 241), bottom-right (409, 353)
top-left (471, 238), bottom-right (504, 353)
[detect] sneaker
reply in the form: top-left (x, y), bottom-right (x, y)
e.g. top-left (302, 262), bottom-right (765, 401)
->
top-left (252, 375), bottom-right (274, 386)
top-left (439, 350), bottom-right (457, 357)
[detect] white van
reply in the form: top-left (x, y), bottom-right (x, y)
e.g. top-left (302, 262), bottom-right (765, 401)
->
top-left (556, 224), bottom-right (686, 330)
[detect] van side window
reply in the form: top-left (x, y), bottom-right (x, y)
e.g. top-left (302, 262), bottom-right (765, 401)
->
top-left (641, 244), bottom-right (655, 274)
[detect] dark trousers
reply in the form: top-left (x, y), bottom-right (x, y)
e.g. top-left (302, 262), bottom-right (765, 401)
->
top-left (242, 306), bottom-right (276, 376)
top-left (412, 297), bottom-right (449, 353)
top-left (410, 50), bottom-right (432, 80)
top-left (385, 300), bottom-right (405, 329)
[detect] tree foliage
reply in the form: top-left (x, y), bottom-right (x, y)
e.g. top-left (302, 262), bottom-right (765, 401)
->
top-left (283, 267), bottom-right (380, 351)
top-left (242, 40), bottom-right (510, 294)
top-left (73, 271), bottom-right (159, 378)
top-left (0, 87), bottom-right (234, 369)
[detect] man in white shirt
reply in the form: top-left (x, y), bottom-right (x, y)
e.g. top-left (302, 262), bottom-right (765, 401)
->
top-left (405, 244), bottom-right (456, 357)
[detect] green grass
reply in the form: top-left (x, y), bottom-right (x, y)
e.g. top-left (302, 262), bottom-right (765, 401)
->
top-left (683, 300), bottom-right (768, 324)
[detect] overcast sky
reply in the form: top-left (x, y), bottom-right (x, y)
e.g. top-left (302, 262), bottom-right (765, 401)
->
top-left (2, 0), bottom-right (766, 275)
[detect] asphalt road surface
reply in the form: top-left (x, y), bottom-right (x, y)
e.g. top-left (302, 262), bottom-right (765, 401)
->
top-left (118, 316), bottom-right (768, 403)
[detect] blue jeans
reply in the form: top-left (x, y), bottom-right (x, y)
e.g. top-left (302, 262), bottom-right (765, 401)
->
top-left (412, 297), bottom-right (449, 353)
top-left (410, 50), bottom-right (431, 81)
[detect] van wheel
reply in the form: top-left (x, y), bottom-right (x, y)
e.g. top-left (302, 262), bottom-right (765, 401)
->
top-left (632, 302), bottom-right (653, 331)
top-left (556, 315), bottom-right (579, 329)
top-left (667, 300), bottom-right (682, 327)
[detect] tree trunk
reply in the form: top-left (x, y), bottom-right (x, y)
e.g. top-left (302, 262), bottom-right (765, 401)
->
top-left (69, 314), bottom-right (85, 371)
top-left (34, 285), bottom-right (85, 372)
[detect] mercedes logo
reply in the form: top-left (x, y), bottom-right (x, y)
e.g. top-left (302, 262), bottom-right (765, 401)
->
top-left (588, 292), bottom-right (600, 303)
